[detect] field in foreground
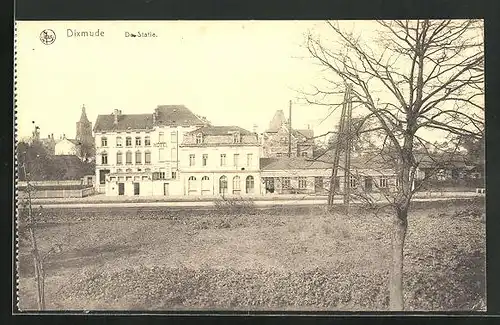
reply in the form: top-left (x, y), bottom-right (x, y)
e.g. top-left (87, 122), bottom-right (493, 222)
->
top-left (17, 199), bottom-right (486, 311)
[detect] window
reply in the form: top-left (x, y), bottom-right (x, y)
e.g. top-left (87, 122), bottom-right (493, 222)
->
top-left (298, 177), bottom-right (307, 189)
top-left (159, 132), bottom-right (165, 143)
top-left (219, 176), bottom-right (228, 194)
top-left (171, 131), bottom-right (177, 143)
top-left (145, 136), bottom-right (151, 146)
top-left (159, 168), bottom-right (166, 180)
top-left (189, 154), bottom-right (195, 166)
top-left (380, 177), bottom-right (389, 188)
top-left (202, 154), bottom-right (208, 166)
top-left (101, 152), bottom-right (108, 165)
top-left (246, 153), bottom-right (253, 167)
top-left (116, 137), bottom-right (122, 147)
top-left (246, 176), bottom-right (255, 194)
top-left (145, 151), bottom-right (151, 164)
top-left (282, 177), bottom-right (291, 189)
top-left (116, 151), bottom-right (123, 165)
top-left (276, 153), bottom-right (283, 158)
top-left (349, 176), bottom-right (358, 188)
top-left (233, 132), bottom-right (241, 143)
top-left (188, 176), bottom-right (197, 192)
top-left (101, 137), bottom-right (108, 147)
top-left (196, 133), bottom-right (203, 144)
top-left (135, 151), bottom-right (142, 164)
top-left (126, 137), bottom-right (132, 147)
top-left (159, 148), bottom-right (165, 161)
top-left (301, 151), bottom-right (308, 157)
top-left (171, 148), bottom-right (177, 161)
top-left (234, 154), bottom-right (239, 167)
top-left (116, 169), bottom-right (122, 173)
top-left (220, 154), bottom-right (227, 166)
top-left (171, 171), bottom-right (177, 179)
top-left (126, 151), bottom-right (132, 164)
top-left (135, 137), bottom-right (141, 146)
top-left (233, 176), bottom-right (241, 194)
top-left (201, 176), bottom-right (210, 192)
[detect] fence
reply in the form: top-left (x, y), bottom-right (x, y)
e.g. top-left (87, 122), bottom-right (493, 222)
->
top-left (17, 180), bottom-right (83, 187)
top-left (18, 187), bottom-right (95, 199)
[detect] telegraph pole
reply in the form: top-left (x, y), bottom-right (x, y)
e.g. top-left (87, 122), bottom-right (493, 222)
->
top-left (343, 84), bottom-right (353, 212)
top-left (328, 84), bottom-right (353, 210)
top-left (288, 100), bottom-right (292, 158)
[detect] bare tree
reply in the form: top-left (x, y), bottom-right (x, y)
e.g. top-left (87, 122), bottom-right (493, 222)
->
top-left (303, 19), bottom-right (484, 310)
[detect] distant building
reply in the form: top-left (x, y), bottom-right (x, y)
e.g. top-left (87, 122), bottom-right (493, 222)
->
top-left (94, 105), bottom-right (207, 195)
top-left (261, 110), bottom-right (314, 158)
top-left (179, 125), bottom-right (261, 196)
top-left (75, 105), bottom-right (95, 160)
top-left (54, 136), bottom-right (80, 156)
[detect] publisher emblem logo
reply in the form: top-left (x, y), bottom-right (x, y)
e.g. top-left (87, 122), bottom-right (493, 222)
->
top-left (40, 29), bottom-right (56, 45)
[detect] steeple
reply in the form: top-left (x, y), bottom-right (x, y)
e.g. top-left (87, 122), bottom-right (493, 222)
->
top-left (79, 104), bottom-right (90, 123)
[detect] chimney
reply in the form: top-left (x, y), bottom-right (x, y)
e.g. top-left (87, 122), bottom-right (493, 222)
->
top-left (113, 109), bottom-right (120, 125)
top-left (252, 124), bottom-right (258, 133)
top-left (51, 133), bottom-right (54, 140)
top-left (63, 133), bottom-right (66, 139)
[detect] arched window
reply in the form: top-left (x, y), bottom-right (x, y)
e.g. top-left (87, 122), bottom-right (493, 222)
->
top-left (196, 133), bottom-right (203, 144)
top-left (246, 176), bottom-right (255, 194)
top-left (233, 176), bottom-right (241, 194)
top-left (116, 151), bottom-right (123, 165)
top-left (201, 176), bottom-right (210, 195)
top-left (219, 175), bottom-right (228, 194)
top-left (126, 136), bottom-right (132, 147)
top-left (135, 151), bottom-right (142, 164)
top-left (188, 176), bottom-right (197, 193)
top-left (116, 168), bottom-right (122, 173)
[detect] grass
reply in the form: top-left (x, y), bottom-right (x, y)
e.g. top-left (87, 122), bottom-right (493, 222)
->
top-left (16, 198), bottom-right (485, 311)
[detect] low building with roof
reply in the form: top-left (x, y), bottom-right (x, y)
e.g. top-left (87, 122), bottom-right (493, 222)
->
top-left (259, 154), bottom-right (398, 196)
top-left (179, 125), bottom-right (261, 196)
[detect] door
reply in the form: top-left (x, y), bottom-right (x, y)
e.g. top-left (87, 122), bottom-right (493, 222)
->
top-left (118, 183), bottom-right (125, 195)
top-left (133, 182), bottom-right (140, 195)
top-left (365, 176), bottom-right (373, 192)
top-left (314, 177), bottom-right (323, 193)
top-left (163, 183), bottom-right (169, 196)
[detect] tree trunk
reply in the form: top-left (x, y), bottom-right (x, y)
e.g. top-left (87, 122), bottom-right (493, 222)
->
top-left (388, 214), bottom-right (408, 311)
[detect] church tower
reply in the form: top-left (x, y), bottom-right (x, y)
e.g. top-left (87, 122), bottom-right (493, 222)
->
top-left (76, 105), bottom-right (94, 159)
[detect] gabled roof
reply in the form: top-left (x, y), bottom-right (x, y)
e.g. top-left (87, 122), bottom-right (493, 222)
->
top-left (267, 110), bottom-right (287, 132)
top-left (296, 129), bottom-right (314, 139)
top-left (56, 138), bottom-right (80, 146)
top-left (94, 114), bottom-right (154, 132)
top-left (155, 105), bottom-right (205, 126)
top-left (93, 105), bottom-right (205, 132)
top-left (187, 125), bottom-right (253, 136)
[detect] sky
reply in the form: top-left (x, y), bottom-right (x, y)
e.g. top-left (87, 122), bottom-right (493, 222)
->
top-left (16, 20), bottom-right (337, 140)
top-left (15, 20), bottom-right (483, 144)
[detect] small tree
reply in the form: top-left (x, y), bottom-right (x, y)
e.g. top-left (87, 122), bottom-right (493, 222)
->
top-left (303, 20), bottom-right (484, 310)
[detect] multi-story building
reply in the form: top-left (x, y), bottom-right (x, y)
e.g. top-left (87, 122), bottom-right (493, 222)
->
top-left (261, 110), bottom-right (314, 158)
top-left (93, 105), bottom-right (207, 196)
top-left (179, 125), bottom-right (261, 196)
